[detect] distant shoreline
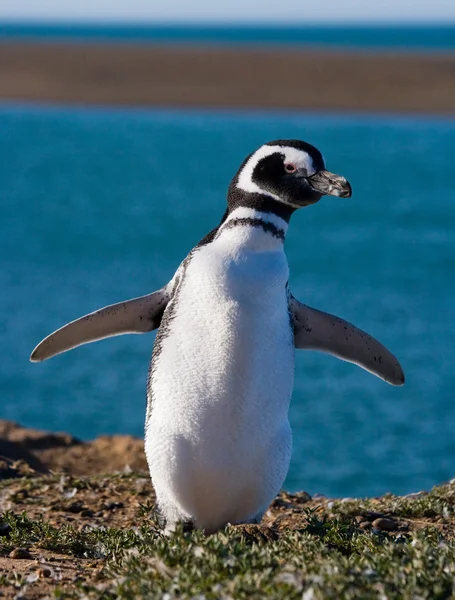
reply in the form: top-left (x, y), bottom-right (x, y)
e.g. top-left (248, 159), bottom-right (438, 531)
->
top-left (1, 42), bottom-right (455, 114)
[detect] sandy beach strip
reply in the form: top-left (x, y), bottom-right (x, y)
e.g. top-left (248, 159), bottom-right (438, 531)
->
top-left (0, 42), bottom-right (454, 114)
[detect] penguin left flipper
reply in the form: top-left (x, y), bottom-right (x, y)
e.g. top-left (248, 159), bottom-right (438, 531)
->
top-left (290, 296), bottom-right (405, 386)
top-left (30, 288), bottom-right (170, 362)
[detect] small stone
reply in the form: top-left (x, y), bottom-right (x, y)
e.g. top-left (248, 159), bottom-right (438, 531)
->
top-left (359, 521), bottom-right (371, 529)
top-left (9, 548), bottom-right (32, 559)
top-left (372, 517), bottom-right (398, 531)
top-left (354, 515), bottom-right (364, 524)
top-left (12, 488), bottom-right (29, 501)
top-left (106, 502), bottom-right (124, 510)
top-left (37, 567), bottom-right (52, 578)
top-left (80, 509), bottom-right (94, 518)
top-left (364, 511), bottom-right (387, 520)
top-left (0, 522), bottom-right (11, 536)
top-left (295, 491), bottom-right (312, 503)
top-left (66, 501), bottom-right (84, 513)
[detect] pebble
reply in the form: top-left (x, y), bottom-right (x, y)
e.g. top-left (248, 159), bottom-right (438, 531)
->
top-left (66, 501), bottom-right (85, 514)
top-left (9, 548), bottom-right (32, 559)
top-left (0, 522), bottom-right (11, 536)
top-left (80, 509), bottom-right (94, 518)
top-left (364, 511), bottom-right (387, 520)
top-left (295, 491), bottom-right (312, 502)
top-left (106, 502), bottom-right (124, 511)
top-left (354, 515), bottom-right (364, 524)
top-left (13, 489), bottom-right (29, 501)
top-left (372, 517), bottom-right (398, 531)
top-left (37, 567), bottom-right (52, 578)
top-left (359, 521), bottom-right (371, 530)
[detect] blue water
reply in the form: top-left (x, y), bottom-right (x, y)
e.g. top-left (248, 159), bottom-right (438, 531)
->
top-left (0, 23), bottom-right (455, 51)
top-left (1, 105), bottom-right (455, 498)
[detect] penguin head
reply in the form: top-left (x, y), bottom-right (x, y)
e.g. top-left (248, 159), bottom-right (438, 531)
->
top-left (231, 139), bottom-right (351, 218)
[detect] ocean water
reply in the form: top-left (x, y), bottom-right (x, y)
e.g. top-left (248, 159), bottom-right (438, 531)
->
top-left (1, 105), bottom-right (455, 498)
top-left (0, 23), bottom-right (455, 51)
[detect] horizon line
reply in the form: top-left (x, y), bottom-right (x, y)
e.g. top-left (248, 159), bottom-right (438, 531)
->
top-left (1, 19), bottom-right (455, 27)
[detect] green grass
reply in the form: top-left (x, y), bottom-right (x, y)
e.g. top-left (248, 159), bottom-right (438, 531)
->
top-left (1, 474), bottom-right (455, 599)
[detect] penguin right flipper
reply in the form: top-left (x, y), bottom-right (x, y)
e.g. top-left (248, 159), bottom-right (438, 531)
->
top-left (30, 288), bottom-right (170, 362)
top-left (290, 296), bottom-right (405, 386)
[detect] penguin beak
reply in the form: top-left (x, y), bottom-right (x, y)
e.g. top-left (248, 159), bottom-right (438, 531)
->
top-left (307, 170), bottom-right (352, 198)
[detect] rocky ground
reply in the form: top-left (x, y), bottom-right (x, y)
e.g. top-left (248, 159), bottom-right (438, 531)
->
top-left (1, 421), bottom-right (455, 599)
top-left (0, 421), bottom-right (147, 477)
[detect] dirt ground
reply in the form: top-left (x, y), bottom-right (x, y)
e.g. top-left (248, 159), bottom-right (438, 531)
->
top-left (0, 471), bottom-right (151, 599)
top-left (0, 420), bottom-right (146, 598)
top-left (1, 470), bottom-right (453, 599)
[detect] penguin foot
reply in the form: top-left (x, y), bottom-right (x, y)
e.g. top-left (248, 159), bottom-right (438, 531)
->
top-left (163, 518), bottom-right (195, 536)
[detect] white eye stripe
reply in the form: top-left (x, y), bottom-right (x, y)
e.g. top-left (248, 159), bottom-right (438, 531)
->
top-left (236, 145), bottom-right (282, 201)
top-left (280, 147), bottom-right (316, 176)
top-left (236, 144), bottom-right (317, 204)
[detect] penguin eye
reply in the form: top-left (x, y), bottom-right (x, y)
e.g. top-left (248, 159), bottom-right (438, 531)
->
top-left (284, 163), bottom-right (296, 173)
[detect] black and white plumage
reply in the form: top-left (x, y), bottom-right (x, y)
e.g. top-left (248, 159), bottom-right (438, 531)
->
top-left (31, 139), bottom-right (404, 533)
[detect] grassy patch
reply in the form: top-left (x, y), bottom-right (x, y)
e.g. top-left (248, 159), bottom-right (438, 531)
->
top-left (1, 475), bottom-right (455, 599)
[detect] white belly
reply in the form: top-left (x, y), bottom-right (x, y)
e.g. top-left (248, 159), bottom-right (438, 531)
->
top-left (145, 241), bottom-right (294, 531)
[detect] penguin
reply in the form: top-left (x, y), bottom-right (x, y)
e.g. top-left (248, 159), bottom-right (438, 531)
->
top-left (31, 139), bottom-right (404, 534)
